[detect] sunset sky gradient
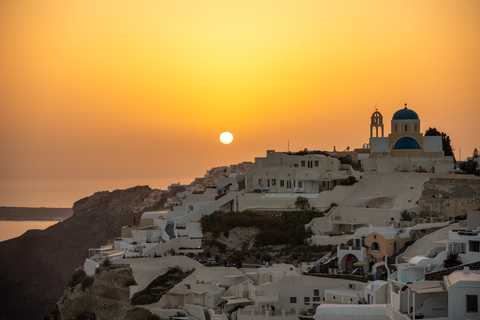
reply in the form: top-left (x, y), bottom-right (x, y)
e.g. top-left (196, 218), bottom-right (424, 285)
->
top-left (1, 0), bottom-right (479, 184)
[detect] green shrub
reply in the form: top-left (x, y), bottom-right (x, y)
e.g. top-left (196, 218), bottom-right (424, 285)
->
top-left (444, 252), bottom-right (462, 268)
top-left (101, 258), bottom-right (111, 268)
top-left (132, 293), bottom-right (156, 305)
top-left (400, 210), bottom-right (412, 221)
top-left (404, 240), bottom-right (415, 248)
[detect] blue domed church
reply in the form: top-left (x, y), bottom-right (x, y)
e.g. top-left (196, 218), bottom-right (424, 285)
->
top-left (368, 104), bottom-right (444, 158)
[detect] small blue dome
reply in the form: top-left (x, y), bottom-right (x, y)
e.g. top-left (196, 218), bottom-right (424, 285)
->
top-left (394, 137), bottom-right (421, 150)
top-left (392, 107), bottom-right (419, 120)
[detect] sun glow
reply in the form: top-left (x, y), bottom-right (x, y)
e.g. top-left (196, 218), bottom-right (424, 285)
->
top-left (220, 132), bottom-right (234, 145)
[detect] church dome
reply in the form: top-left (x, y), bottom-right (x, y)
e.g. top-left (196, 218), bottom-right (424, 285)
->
top-left (392, 106), bottom-right (419, 120)
top-left (394, 137), bottom-right (421, 150)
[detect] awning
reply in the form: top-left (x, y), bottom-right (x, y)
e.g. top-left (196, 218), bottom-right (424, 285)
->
top-left (353, 262), bottom-right (368, 267)
top-left (406, 281), bottom-right (445, 294)
top-left (225, 298), bottom-right (253, 305)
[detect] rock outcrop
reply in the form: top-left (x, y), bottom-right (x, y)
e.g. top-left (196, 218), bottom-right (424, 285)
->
top-left (418, 175), bottom-right (480, 218)
top-left (57, 264), bottom-right (152, 320)
top-left (0, 186), bottom-right (167, 320)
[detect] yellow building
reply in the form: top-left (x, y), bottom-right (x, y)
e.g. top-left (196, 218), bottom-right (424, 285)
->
top-left (364, 227), bottom-right (410, 263)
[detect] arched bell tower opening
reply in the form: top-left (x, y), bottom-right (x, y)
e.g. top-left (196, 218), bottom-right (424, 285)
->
top-left (370, 109), bottom-right (384, 138)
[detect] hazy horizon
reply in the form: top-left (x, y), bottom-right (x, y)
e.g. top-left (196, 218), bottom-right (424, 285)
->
top-left (0, 177), bottom-right (194, 208)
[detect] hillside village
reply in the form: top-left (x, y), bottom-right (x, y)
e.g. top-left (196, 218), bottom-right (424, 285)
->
top-left (56, 106), bottom-right (480, 320)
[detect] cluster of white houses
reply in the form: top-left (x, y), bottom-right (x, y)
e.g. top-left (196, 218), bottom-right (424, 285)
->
top-left (86, 211), bottom-right (480, 320)
top-left (83, 105), bottom-right (479, 320)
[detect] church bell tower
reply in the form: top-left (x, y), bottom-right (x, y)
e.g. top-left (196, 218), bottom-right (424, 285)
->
top-left (370, 109), bottom-right (384, 137)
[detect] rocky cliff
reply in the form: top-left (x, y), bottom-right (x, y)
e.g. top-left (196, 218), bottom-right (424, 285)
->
top-left (418, 175), bottom-right (480, 218)
top-left (0, 186), bottom-right (167, 320)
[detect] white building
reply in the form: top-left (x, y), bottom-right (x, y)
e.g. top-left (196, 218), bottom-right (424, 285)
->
top-left (246, 150), bottom-right (358, 194)
top-left (239, 150), bottom-right (360, 211)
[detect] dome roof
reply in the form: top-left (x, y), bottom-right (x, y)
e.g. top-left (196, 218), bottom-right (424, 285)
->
top-left (392, 106), bottom-right (419, 120)
top-left (394, 137), bottom-right (421, 150)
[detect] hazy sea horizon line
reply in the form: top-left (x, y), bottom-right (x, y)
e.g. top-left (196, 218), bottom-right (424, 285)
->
top-left (0, 178), bottom-right (194, 208)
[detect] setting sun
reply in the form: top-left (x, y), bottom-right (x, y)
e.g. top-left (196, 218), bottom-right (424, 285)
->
top-left (220, 132), bottom-right (234, 145)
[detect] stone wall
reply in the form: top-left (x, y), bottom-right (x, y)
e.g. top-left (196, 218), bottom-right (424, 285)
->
top-left (424, 261), bottom-right (480, 281)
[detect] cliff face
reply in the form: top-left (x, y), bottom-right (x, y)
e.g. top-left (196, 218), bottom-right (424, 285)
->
top-left (0, 186), bottom-right (166, 320)
top-left (418, 176), bottom-right (480, 218)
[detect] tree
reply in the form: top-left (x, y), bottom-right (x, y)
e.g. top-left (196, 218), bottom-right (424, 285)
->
top-left (400, 210), bottom-right (412, 221)
top-left (425, 127), bottom-right (456, 162)
top-left (295, 196), bottom-right (310, 211)
top-left (460, 159), bottom-right (480, 175)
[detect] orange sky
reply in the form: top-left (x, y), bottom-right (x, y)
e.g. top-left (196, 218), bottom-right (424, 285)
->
top-left (1, 0), bottom-right (479, 181)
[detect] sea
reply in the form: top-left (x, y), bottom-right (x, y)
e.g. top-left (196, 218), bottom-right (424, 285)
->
top-left (0, 178), bottom-right (193, 208)
top-left (0, 221), bottom-right (59, 242)
top-left (0, 178), bottom-right (192, 242)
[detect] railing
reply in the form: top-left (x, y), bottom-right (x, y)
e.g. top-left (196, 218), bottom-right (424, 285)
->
top-left (237, 309), bottom-right (298, 317)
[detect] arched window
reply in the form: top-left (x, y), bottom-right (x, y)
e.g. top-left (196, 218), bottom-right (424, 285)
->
top-left (188, 205), bottom-right (194, 212)
top-left (371, 242), bottom-right (380, 252)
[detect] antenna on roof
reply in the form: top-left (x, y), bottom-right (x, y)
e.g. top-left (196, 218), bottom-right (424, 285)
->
top-left (288, 140), bottom-right (290, 152)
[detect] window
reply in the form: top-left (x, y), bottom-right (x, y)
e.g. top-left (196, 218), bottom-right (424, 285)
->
top-left (466, 295), bottom-right (478, 313)
top-left (301, 161), bottom-right (305, 167)
top-left (314, 289), bottom-right (319, 296)
top-left (304, 297), bottom-right (310, 305)
top-left (470, 241), bottom-right (480, 252)
top-left (266, 179), bottom-right (270, 187)
top-left (258, 179), bottom-right (262, 187)
top-left (271, 179), bottom-right (276, 186)
top-left (280, 180), bottom-right (285, 187)
top-left (308, 161), bottom-right (313, 168)
top-left (290, 297), bottom-right (297, 303)
top-left (405, 124), bottom-right (407, 131)
top-left (315, 160), bottom-right (319, 167)
top-left (287, 180), bottom-right (292, 189)
top-left (414, 124), bottom-right (417, 131)
top-left (373, 235), bottom-right (377, 240)
top-left (313, 297), bottom-right (320, 302)
top-left (371, 242), bottom-right (380, 252)
top-left (298, 181), bottom-right (303, 188)
top-left (395, 125), bottom-right (398, 132)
